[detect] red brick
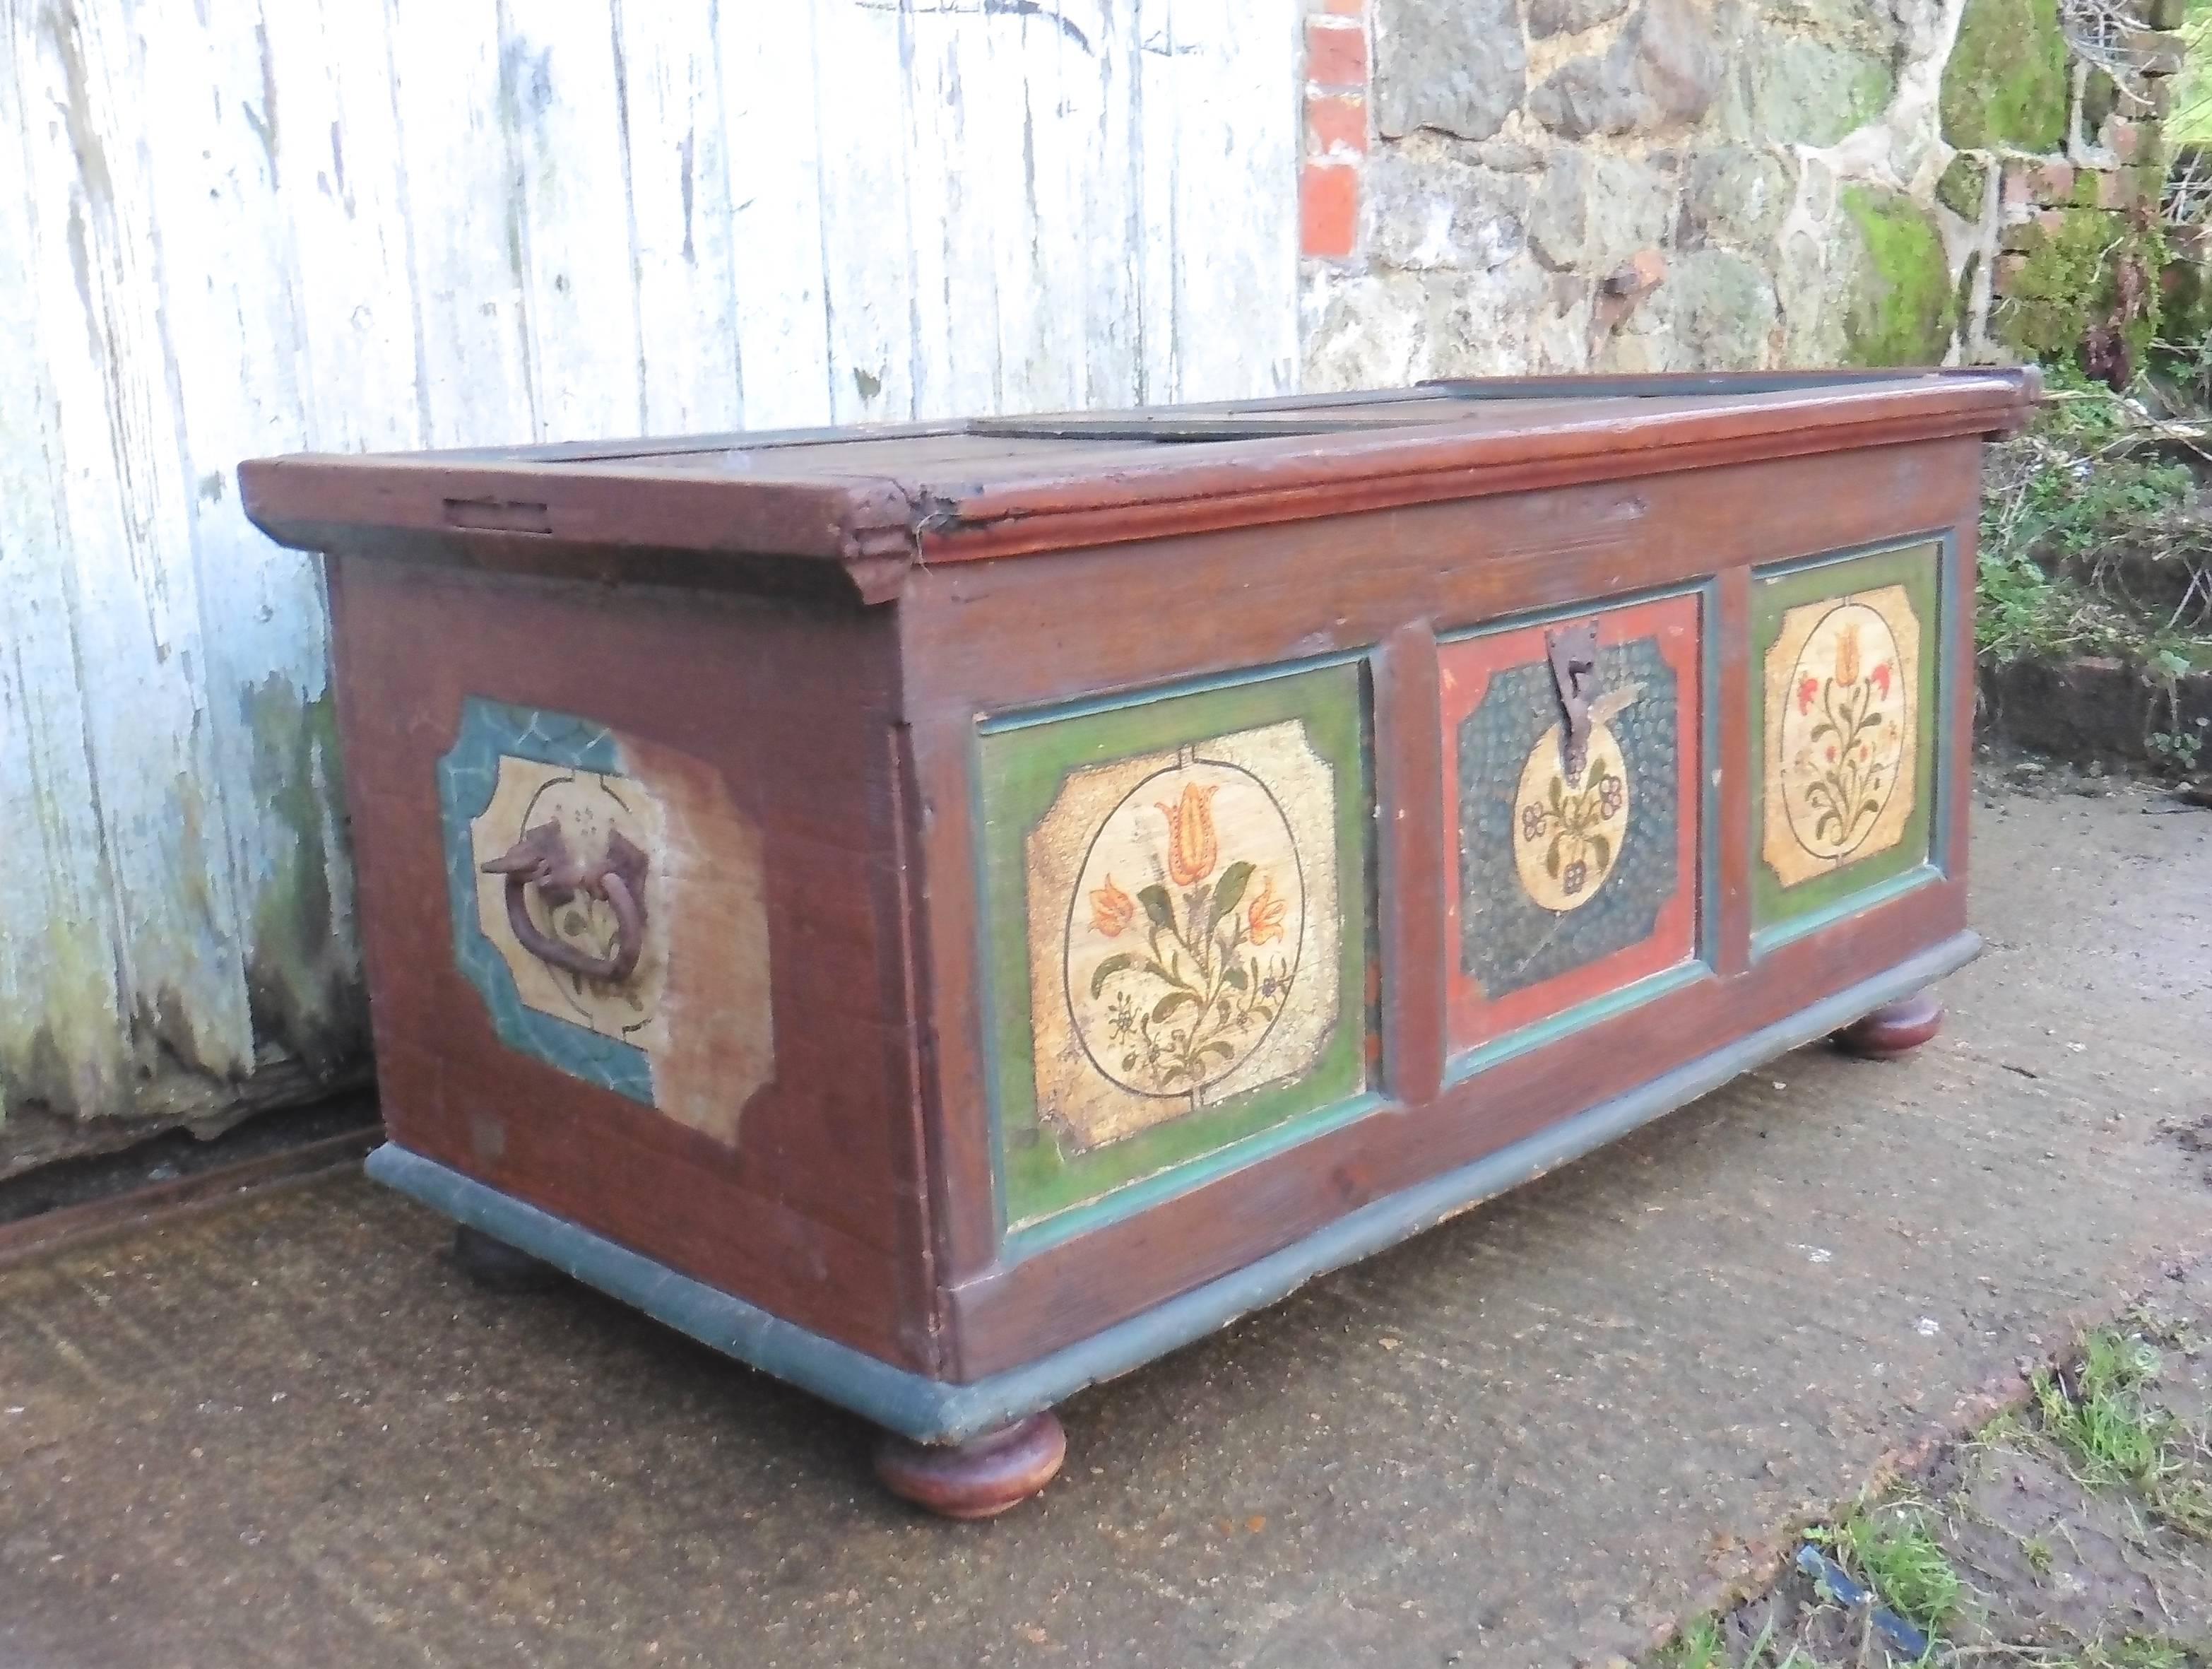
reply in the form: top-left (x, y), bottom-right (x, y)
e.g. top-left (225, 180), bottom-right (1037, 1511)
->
top-left (2001, 160), bottom-right (2076, 208)
top-left (1306, 93), bottom-right (1369, 159)
top-left (2095, 167), bottom-right (2141, 209)
top-left (1305, 18), bottom-right (1368, 90)
top-left (1301, 163), bottom-right (1359, 259)
top-left (2103, 117), bottom-right (2146, 162)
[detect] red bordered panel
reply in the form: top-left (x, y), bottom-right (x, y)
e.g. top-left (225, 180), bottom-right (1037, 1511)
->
top-left (1441, 593), bottom-right (1703, 1054)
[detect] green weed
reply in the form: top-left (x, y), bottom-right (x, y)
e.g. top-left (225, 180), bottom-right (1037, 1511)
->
top-left (2035, 1328), bottom-right (2169, 1487)
top-left (1661, 1615), bottom-right (1726, 1669)
top-left (1835, 1505), bottom-right (1962, 1636)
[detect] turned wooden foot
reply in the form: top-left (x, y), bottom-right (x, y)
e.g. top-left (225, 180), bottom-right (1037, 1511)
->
top-left (1833, 989), bottom-right (1944, 1058)
top-left (451, 1224), bottom-right (561, 1293)
top-left (873, 1413), bottom-right (1067, 1519)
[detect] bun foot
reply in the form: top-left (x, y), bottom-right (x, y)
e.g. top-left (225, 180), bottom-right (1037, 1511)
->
top-left (873, 1413), bottom-right (1067, 1519)
top-left (1834, 990), bottom-right (1944, 1058)
top-left (451, 1224), bottom-right (560, 1293)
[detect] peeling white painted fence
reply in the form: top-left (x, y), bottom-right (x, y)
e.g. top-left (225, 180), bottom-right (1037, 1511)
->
top-left (0, 0), bottom-right (1299, 1160)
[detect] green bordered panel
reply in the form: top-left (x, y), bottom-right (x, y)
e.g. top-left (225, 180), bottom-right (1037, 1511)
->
top-left (978, 661), bottom-right (1373, 1245)
top-left (1750, 541), bottom-right (1943, 946)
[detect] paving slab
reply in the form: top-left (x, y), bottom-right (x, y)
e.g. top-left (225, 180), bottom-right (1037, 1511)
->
top-left (1, 782), bottom-right (2207, 1669)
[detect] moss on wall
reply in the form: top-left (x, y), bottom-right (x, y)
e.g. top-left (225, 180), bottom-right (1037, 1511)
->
top-left (239, 678), bottom-right (365, 1078)
top-left (1996, 208), bottom-right (2166, 367)
top-left (1840, 185), bottom-right (1959, 366)
top-left (1936, 154), bottom-right (1988, 220)
top-left (1939, 0), bottom-right (2069, 151)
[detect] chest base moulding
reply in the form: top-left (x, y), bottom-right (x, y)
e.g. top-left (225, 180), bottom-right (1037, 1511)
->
top-left (242, 367), bottom-right (2039, 1518)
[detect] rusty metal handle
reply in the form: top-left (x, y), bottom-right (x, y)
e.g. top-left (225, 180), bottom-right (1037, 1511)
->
top-left (1545, 622), bottom-right (1602, 779)
top-left (484, 824), bottom-right (649, 984)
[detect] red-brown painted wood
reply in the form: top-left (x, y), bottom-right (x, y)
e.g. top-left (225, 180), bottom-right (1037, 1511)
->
top-left (1833, 990), bottom-right (1945, 1058)
top-left (873, 1413), bottom-right (1067, 1520)
top-left (245, 372), bottom-right (2038, 1487)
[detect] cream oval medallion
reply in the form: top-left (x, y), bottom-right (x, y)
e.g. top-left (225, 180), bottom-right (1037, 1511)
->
top-left (1511, 720), bottom-right (1631, 913)
top-left (1777, 601), bottom-right (1907, 863)
top-left (1064, 758), bottom-right (1306, 1101)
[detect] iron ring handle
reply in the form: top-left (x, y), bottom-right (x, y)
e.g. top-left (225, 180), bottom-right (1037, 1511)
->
top-left (485, 824), bottom-right (649, 984)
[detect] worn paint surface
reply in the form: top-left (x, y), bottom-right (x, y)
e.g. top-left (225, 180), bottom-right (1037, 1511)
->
top-left (1443, 595), bottom-right (1702, 1056)
top-left (0, 0), bottom-right (1300, 1146)
top-left (979, 663), bottom-right (1371, 1240)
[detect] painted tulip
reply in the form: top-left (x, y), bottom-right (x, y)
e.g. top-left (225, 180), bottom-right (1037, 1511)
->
top-left (1248, 873), bottom-right (1288, 946)
top-left (1797, 675), bottom-right (1819, 715)
top-left (1833, 624), bottom-right (1862, 688)
top-left (1155, 782), bottom-right (1219, 887)
top-left (1089, 873), bottom-right (1135, 938)
top-left (1869, 661), bottom-right (1892, 699)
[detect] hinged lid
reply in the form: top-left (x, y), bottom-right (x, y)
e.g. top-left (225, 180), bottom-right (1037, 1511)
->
top-left (239, 369), bottom-right (2040, 602)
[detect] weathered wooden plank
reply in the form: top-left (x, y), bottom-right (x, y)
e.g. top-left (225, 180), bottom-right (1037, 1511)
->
top-left (812, 0), bottom-right (917, 423)
top-left (1155, 0), bottom-right (1300, 401)
top-left (1023, 0), bottom-right (1094, 411)
top-left (134, 0), bottom-right (362, 1073)
top-left (492, 0), bottom-right (647, 439)
top-left (1078, 0), bottom-right (1142, 408)
top-left (615, 0), bottom-right (745, 437)
top-left (1134, 0), bottom-right (1181, 401)
top-left (0, 13), bottom-right (129, 1119)
top-left (386, 0), bottom-right (539, 448)
top-left (259, 0), bottom-right (425, 450)
top-left (720, 0), bottom-right (834, 428)
top-left (11, 0), bottom-right (255, 1083)
top-left (973, 3), bottom-right (1051, 413)
top-left (899, 6), bottom-right (1000, 420)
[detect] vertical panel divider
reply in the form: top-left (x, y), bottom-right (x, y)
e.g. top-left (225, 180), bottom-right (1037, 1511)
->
top-left (903, 701), bottom-right (1003, 1307)
top-left (1943, 519), bottom-right (1977, 892)
top-left (1716, 566), bottom-right (1754, 976)
top-left (1374, 622), bottom-right (1448, 1109)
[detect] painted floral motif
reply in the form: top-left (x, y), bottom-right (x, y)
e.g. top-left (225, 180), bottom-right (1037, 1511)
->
top-left (1778, 602), bottom-right (1908, 863)
top-left (1508, 688), bottom-right (1639, 915)
top-left (1088, 874), bottom-right (1135, 938)
top-left (1065, 757), bottom-right (1304, 1102)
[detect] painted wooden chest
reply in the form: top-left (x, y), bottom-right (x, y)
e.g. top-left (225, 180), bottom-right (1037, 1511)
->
top-left (241, 369), bottom-right (2038, 1517)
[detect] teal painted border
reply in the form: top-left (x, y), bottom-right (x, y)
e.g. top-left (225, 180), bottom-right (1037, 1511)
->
top-left (1751, 862), bottom-right (1944, 959)
top-left (366, 928), bottom-right (1980, 1446)
top-left (437, 699), bottom-right (654, 1104)
top-left (1749, 535), bottom-right (1951, 950)
top-left (1445, 962), bottom-right (1712, 1085)
top-left (1436, 579), bottom-right (1720, 1073)
top-left (974, 656), bottom-right (1374, 1251)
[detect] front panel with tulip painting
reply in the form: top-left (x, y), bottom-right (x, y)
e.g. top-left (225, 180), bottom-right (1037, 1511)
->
top-left (977, 662), bottom-right (1371, 1239)
top-left (1751, 542), bottom-right (1941, 940)
top-left (1440, 593), bottom-right (1704, 1057)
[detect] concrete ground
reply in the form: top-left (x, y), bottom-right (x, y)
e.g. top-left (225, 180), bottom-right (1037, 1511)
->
top-left (2, 778), bottom-right (2208, 1669)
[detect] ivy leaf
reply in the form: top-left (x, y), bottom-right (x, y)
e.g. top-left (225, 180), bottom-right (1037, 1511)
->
top-left (1151, 991), bottom-right (1200, 1023)
top-left (1089, 953), bottom-right (1138, 998)
top-left (1222, 964), bottom-right (1248, 991)
top-left (1197, 1040), bottom-right (1236, 1063)
top-left (1207, 861), bottom-right (1255, 934)
top-left (1587, 833), bottom-right (1611, 873)
top-left (1549, 775), bottom-right (1567, 813)
top-left (1137, 884), bottom-right (1176, 934)
top-left (1545, 839), bottom-right (1563, 879)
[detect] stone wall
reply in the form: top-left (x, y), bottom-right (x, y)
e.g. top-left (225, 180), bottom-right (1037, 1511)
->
top-left (1299, 0), bottom-right (2188, 387)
